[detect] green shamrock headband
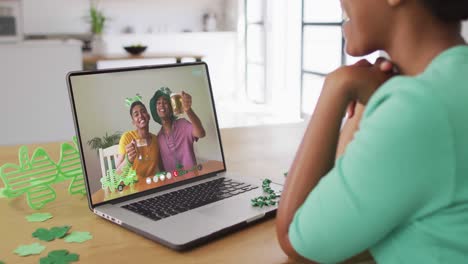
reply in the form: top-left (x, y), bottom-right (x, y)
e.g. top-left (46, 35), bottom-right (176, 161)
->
top-left (125, 94), bottom-right (142, 108)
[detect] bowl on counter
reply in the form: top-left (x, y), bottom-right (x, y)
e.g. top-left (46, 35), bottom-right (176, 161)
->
top-left (124, 45), bottom-right (147, 55)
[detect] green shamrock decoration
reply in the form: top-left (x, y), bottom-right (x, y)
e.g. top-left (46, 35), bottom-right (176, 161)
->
top-left (0, 146), bottom-right (58, 209)
top-left (125, 94), bottom-right (143, 107)
top-left (57, 137), bottom-right (86, 195)
top-left (100, 168), bottom-right (137, 192)
top-left (40, 250), bottom-right (79, 264)
top-left (122, 169), bottom-right (137, 186)
top-left (64, 231), bottom-right (93, 243)
top-left (33, 228), bottom-right (55, 242)
top-left (33, 226), bottom-right (71, 242)
top-left (13, 242), bottom-right (46, 256)
top-left (251, 179), bottom-right (280, 208)
top-left (0, 136), bottom-right (86, 210)
top-left (26, 212), bottom-right (53, 222)
top-left (172, 164), bottom-right (200, 177)
top-left (50, 226), bottom-right (71, 238)
top-left (100, 169), bottom-right (120, 191)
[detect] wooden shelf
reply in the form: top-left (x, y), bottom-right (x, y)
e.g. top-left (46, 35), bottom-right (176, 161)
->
top-left (82, 52), bottom-right (204, 70)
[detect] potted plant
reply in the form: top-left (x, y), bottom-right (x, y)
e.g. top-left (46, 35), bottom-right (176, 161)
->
top-left (90, 5), bottom-right (106, 35)
top-left (87, 131), bottom-right (122, 154)
top-left (87, 0), bottom-right (107, 54)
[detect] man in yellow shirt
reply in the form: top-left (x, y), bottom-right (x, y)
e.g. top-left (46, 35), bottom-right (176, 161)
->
top-left (116, 101), bottom-right (160, 178)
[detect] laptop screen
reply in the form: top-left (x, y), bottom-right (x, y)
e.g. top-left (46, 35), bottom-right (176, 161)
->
top-left (68, 63), bottom-right (226, 206)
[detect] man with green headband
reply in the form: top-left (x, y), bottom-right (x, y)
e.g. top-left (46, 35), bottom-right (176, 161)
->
top-left (115, 100), bottom-right (161, 178)
top-left (149, 87), bottom-right (206, 172)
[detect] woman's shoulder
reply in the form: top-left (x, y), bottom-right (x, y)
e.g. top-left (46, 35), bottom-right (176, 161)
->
top-left (120, 130), bottom-right (138, 144)
top-left (174, 118), bottom-right (192, 127)
top-left (366, 76), bottom-right (443, 118)
top-left (121, 130), bottom-right (137, 139)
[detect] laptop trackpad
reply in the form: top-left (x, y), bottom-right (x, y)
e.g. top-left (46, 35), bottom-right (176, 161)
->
top-left (196, 195), bottom-right (269, 225)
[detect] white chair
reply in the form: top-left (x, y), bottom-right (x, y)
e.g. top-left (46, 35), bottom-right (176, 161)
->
top-left (98, 145), bottom-right (120, 178)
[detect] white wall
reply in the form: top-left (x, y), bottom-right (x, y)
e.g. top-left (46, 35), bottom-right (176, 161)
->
top-left (70, 64), bottom-right (223, 192)
top-left (463, 21), bottom-right (468, 41)
top-left (22, 0), bottom-right (236, 35)
top-left (98, 32), bottom-right (238, 109)
top-left (0, 40), bottom-right (82, 145)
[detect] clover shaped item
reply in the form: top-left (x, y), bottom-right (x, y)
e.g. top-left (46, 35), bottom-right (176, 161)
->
top-left (40, 249), bottom-right (79, 264)
top-left (33, 226), bottom-right (71, 241)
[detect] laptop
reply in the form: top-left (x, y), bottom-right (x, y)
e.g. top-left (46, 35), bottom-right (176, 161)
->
top-left (67, 62), bottom-right (283, 250)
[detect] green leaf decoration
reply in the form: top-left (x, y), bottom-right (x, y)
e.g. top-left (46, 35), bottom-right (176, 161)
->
top-left (40, 249), bottom-right (79, 264)
top-left (33, 228), bottom-right (55, 242)
top-left (26, 212), bottom-right (53, 222)
top-left (50, 226), bottom-right (71, 239)
top-left (13, 242), bottom-right (46, 256)
top-left (33, 226), bottom-right (71, 241)
top-left (0, 188), bottom-right (5, 198)
top-left (64, 231), bottom-right (93, 243)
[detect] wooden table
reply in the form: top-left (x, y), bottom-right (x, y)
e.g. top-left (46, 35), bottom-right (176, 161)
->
top-left (83, 52), bottom-right (204, 70)
top-left (0, 122), bottom-right (373, 263)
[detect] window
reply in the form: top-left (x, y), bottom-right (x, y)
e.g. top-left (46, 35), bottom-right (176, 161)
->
top-left (301, 0), bottom-right (344, 115)
top-left (245, 0), bottom-right (266, 103)
top-left (301, 0), bottom-right (382, 116)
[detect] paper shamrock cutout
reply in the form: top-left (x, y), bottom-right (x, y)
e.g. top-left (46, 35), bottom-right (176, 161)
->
top-left (26, 212), bottom-right (53, 222)
top-left (33, 226), bottom-right (71, 241)
top-left (40, 250), bottom-right (79, 264)
top-left (65, 231), bottom-right (93, 243)
top-left (13, 242), bottom-right (46, 256)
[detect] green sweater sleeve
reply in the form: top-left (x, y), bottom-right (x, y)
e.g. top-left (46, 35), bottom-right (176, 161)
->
top-left (288, 78), bottom-right (454, 263)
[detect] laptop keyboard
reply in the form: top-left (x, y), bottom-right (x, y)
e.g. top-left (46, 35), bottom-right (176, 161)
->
top-left (122, 177), bottom-right (258, 221)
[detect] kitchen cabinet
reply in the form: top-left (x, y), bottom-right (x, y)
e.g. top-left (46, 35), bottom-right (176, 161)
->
top-left (0, 40), bottom-right (82, 145)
